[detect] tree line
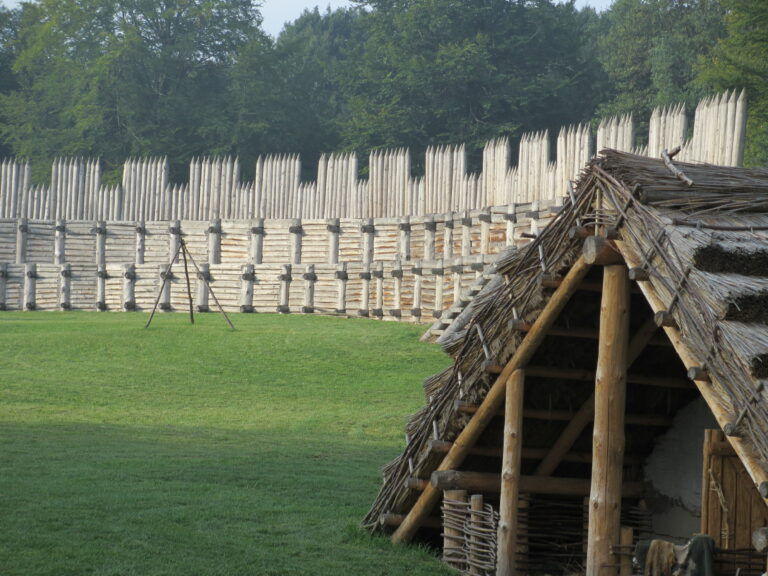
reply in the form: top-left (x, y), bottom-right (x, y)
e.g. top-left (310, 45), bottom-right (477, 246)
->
top-left (0, 0), bottom-right (765, 185)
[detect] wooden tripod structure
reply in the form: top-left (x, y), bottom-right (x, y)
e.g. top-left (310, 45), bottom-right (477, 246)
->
top-left (145, 237), bottom-right (235, 330)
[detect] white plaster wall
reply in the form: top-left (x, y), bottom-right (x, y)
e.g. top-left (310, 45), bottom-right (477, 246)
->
top-left (643, 397), bottom-right (718, 538)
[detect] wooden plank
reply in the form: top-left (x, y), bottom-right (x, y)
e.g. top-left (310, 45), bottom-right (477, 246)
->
top-left (391, 256), bottom-right (592, 544)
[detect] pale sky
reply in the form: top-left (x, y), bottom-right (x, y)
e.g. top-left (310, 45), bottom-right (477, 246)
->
top-left (2, 0), bottom-right (615, 38)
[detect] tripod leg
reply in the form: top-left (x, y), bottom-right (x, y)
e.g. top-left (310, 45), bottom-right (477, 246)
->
top-left (181, 240), bottom-right (194, 325)
top-left (145, 241), bottom-right (183, 329)
top-left (181, 247), bottom-right (236, 331)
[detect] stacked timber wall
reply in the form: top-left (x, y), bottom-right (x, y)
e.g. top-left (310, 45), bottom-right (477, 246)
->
top-left (0, 204), bottom-right (555, 317)
top-left (0, 91), bottom-right (746, 222)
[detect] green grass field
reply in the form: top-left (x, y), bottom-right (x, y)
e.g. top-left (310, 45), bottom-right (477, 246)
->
top-left (0, 312), bottom-right (454, 576)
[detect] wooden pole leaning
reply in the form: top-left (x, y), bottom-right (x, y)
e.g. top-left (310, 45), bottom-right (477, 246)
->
top-left (391, 256), bottom-right (592, 544)
top-left (496, 369), bottom-right (525, 576)
top-left (586, 264), bottom-right (630, 576)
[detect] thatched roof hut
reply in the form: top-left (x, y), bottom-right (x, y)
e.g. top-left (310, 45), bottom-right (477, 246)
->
top-left (364, 150), bottom-right (768, 576)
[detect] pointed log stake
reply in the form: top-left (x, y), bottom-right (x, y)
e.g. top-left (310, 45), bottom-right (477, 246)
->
top-left (391, 256), bottom-right (592, 544)
top-left (496, 369), bottom-right (525, 576)
top-left (586, 264), bottom-right (630, 576)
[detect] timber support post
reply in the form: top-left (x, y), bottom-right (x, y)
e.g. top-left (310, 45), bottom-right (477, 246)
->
top-left (54, 220), bottom-right (66, 265)
top-left (411, 261), bottom-right (423, 322)
top-left (122, 264), bottom-right (136, 311)
top-left (23, 262), bottom-right (36, 310)
top-left (399, 216), bottom-right (411, 261)
top-left (0, 263), bottom-right (7, 310)
top-left (586, 264), bottom-right (630, 576)
top-left (327, 218), bottom-right (340, 264)
top-left (16, 218), bottom-right (28, 264)
top-left (135, 221), bottom-right (145, 264)
top-left (335, 262), bottom-right (347, 314)
top-left (60, 264), bottom-right (71, 310)
top-left (208, 218), bottom-right (221, 264)
top-left (196, 263), bottom-right (210, 312)
top-left (240, 264), bottom-right (255, 313)
top-left (496, 369), bottom-right (525, 576)
top-left (250, 219), bottom-right (265, 264)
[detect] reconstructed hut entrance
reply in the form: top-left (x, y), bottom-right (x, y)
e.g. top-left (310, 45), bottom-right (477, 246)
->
top-left (364, 151), bottom-right (768, 576)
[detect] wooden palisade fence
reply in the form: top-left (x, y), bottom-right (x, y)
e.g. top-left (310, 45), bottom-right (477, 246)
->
top-left (0, 91), bottom-right (747, 223)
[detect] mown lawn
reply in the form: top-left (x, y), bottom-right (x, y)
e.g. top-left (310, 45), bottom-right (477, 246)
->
top-left (0, 312), bottom-right (454, 576)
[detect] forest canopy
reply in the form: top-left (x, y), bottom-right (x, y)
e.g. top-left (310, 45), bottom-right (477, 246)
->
top-left (0, 0), bottom-right (765, 183)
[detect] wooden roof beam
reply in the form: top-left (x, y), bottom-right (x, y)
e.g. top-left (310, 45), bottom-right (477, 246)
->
top-left (430, 470), bottom-right (644, 498)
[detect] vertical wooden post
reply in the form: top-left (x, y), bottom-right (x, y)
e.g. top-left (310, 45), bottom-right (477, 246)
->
top-left (60, 264), bottom-right (71, 310)
top-left (433, 260), bottom-right (445, 319)
top-left (358, 265), bottom-right (371, 317)
top-left (505, 205), bottom-right (517, 246)
top-left (250, 219), bottom-right (265, 264)
top-left (461, 212), bottom-right (473, 257)
top-left (390, 260), bottom-right (403, 320)
top-left (16, 218), bottom-right (28, 264)
top-left (480, 208), bottom-right (492, 254)
top-left (158, 265), bottom-right (172, 311)
top-left (54, 220), bottom-right (66, 265)
top-left (424, 215), bottom-right (436, 261)
top-left (0, 263), bottom-right (7, 310)
top-left (452, 258), bottom-right (463, 304)
top-left (23, 263), bottom-right (36, 310)
top-left (196, 264), bottom-right (210, 312)
top-left (327, 218), bottom-right (340, 265)
top-left (290, 219), bottom-right (303, 265)
top-left (496, 369), bottom-right (525, 576)
top-left (278, 264), bottom-right (291, 313)
top-left (240, 264), bottom-right (255, 313)
top-left (373, 261), bottom-right (384, 318)
top-left (208, 218), bottom-right (221, 264)
top-left (586, 264), bottom-right (630, 576)
top-left (122, 264), bottom-right (136, 311)
top-left (302, 264), bottom-right (316, 314)
top-left (335, 262), bottom-right (348, 314)
top-left (443, 212), bottom-right (455, 259)
top-left (95, 221), bottom-right (107, 268)
top-left (443, 489), bottom-right (468, 569)
top-left (399, 217), bottom-right (411, 261)
top-left (411, 261), bottom-right (423, 322)
top-left (96, 267), bottom-right (107, 311)
top-left (619, 527), bottom-right (633, 576)
top-left (169, 220), bottom-right (181, 264)
top-left (469, 494), bottom-right (485, 576)
top-left (135, 221), bottom-right (146, 265)
top-left (362, 218), bottom-right (375, 264)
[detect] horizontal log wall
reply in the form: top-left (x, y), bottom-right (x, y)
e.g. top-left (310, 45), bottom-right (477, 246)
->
top-left (0, 204), bottom-right (556, 319)
top-left (0, 92), bottom-right (745, 222)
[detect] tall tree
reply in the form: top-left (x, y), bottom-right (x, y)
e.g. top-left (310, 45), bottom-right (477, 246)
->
top-left (0, 5), bottom-right (19, 158)
top-left (343, 0), bottom-right (607, 164)
top-left (597, 0), bottom-right (725, 120)
top-left (698, 0), bottom-right (768, 166)
top-left (0, 0), bottom-right (263, 181)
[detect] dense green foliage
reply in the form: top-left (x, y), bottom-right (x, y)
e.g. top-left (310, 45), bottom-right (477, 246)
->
top-left (0, 312), bottom-right (454, 575)
top-left (0, 0), bottom-right (765, 177)
top-left (696, 0), bottom-right (768, 166)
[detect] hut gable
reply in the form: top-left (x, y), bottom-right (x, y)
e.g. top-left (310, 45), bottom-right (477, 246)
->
top-left (364, 150), bottom-right (768, 576)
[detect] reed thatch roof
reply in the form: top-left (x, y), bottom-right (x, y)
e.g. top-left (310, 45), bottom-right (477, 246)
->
top-left (363, 149), bottom-right (768, 534)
